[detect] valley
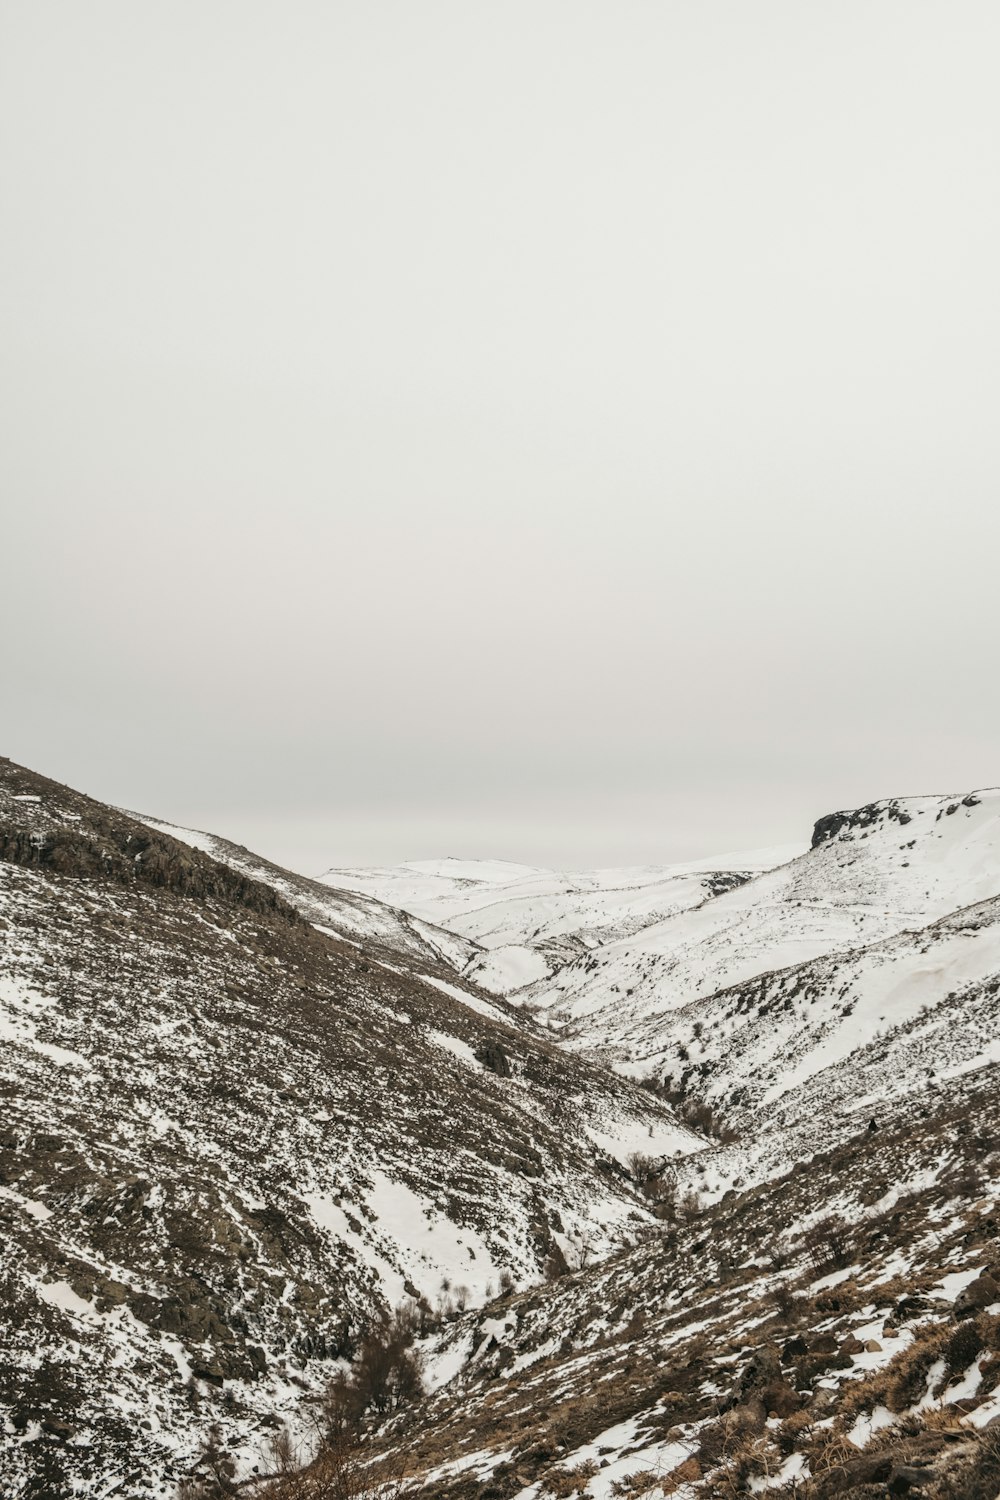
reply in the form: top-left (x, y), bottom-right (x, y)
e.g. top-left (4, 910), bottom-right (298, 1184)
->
top-left (3, 761), bottom-right (1000, 1499)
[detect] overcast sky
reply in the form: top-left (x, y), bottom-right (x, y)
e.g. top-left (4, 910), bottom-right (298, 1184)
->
top-left (3, 2), bottom-right (1000, 873)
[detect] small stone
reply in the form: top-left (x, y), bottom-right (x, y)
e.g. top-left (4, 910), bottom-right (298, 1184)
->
top-left (40, 1417), bottom-right (75, 1441)
top-left (955, 1275), bottom-right (998, 1320)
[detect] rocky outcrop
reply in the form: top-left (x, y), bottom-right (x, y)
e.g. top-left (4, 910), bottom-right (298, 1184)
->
top-left (811, 798), bottom-right (912, 848)
top-left (475, 1041), bottom-right (512, 1077)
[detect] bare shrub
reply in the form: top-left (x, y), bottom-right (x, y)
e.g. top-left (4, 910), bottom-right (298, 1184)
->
top-left (886, 1323), bottom-right (950, 1411)
top-left (262, 1430), bottom-right (410, 1500)
top-left (322, 1305), bottom-right (424, 1438)
top-left (627, 1150), bottom-right (658, 1179)
top-left (946, 1318), bottom-right (984, 1375)
top-left (677, 1188), bottom-right (701, 1222)
top-left (679, 1099), bottom-right (739, 1144)
top-left (801, 1215), bottom-right (852, 1272)
top-left (772, 1280), bottom-right (805, 1321)
top-left (179, 1425), bottom-right (239, 1497)
top-left (542, 1459), bottom-right (598, 1497)
top-left (946, 1423), bottom-right (1000, 1500)
top-left (775, 1406), bottom-right (815, 1457)
top-left (628, 1152), bottom-right (678, 1216)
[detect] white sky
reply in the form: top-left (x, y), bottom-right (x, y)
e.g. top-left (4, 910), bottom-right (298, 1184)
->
top-left (3, 2), bottom-right (1000, 874)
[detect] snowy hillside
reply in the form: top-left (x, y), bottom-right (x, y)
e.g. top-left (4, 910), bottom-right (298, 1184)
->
top-left (631, 892), bottom-right (1000, 1209)
top-left (0, 760), bottom-right (700, 1497)
top-left (321, 848), bottom-right (801, 995)
top-left (139, 817), bottom-right (480, 977)
top-left (364, 1059), bottom-right (1000, 1500)
top-left (519, 790), bottom-right (1000, 1062)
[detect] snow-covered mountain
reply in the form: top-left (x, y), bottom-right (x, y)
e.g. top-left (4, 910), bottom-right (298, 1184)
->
top-left (7, 765), bottom-right (1000, 1500)
top-left (515, 790), bottom-right (1000, 1060)
top-left (139, 817), bottom-right (480, 976)
top-left (0, 760), bottom-right (698, 1497)
top-left (320, 846), bottom-right (802, 995)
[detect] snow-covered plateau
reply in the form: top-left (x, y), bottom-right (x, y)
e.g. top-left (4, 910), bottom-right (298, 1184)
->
top-left (4, 760), bottom-right (1000, 1499)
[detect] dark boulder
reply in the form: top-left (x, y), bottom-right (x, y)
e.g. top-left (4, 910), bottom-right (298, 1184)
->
top-left (730, 1345), bottom-right (802, 1417)
top-left (954, 1274), bottom-right (997, 1319)
top-left (476, 1042), bottom-right (512, 1078)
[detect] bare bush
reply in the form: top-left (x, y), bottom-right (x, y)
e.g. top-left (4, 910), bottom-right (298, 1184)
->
top-left (322, 1304), bottom-right (424, 1438)
top-left (262, 1430), bottom-right (410, 1500)
top-left (801, 1215), bottom-right (852, 1272)
top-left (627, 1151), bottom-right (678, 1217)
